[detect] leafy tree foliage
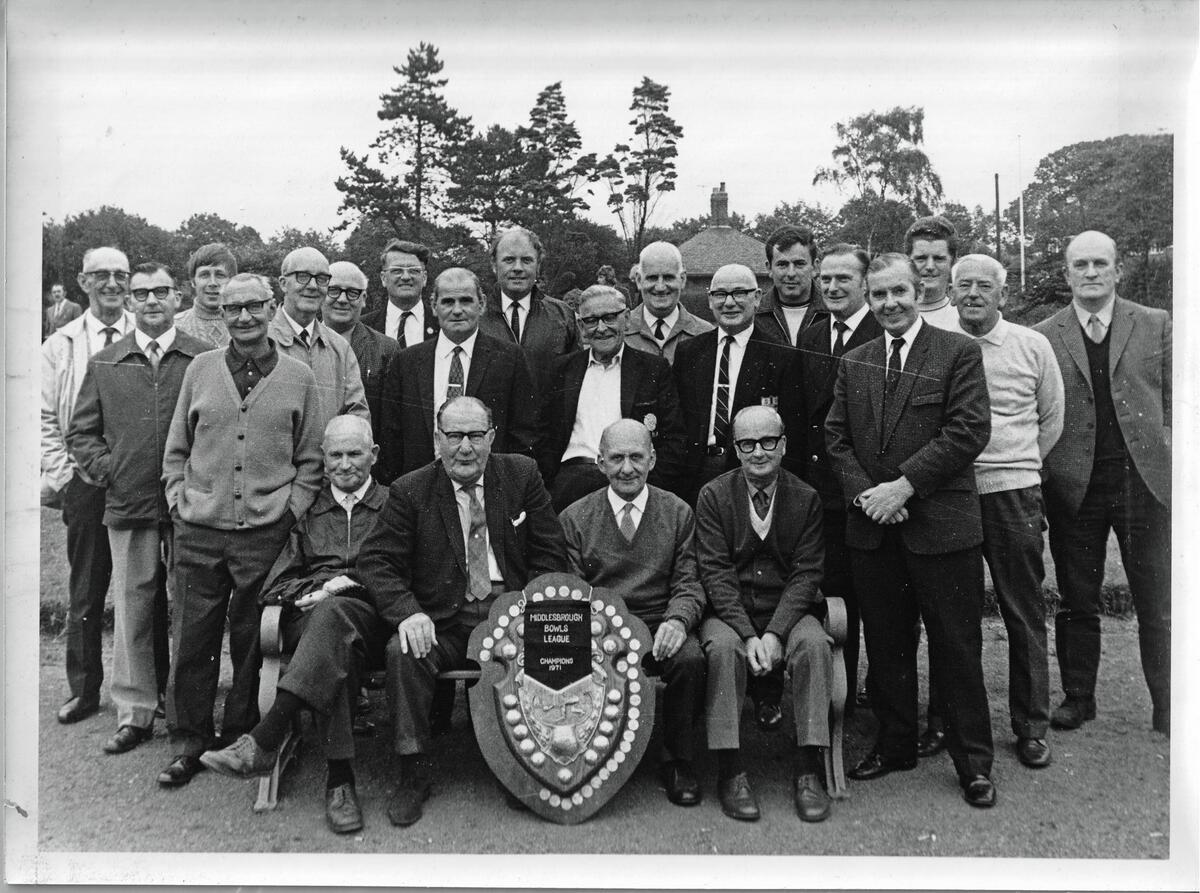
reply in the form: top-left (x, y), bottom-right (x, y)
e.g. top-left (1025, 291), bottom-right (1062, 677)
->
top-left (749, 200), bottom-right (837, 248)
top-left (176, 212), bottom-right (264, 256)
top-left (516, 82), bottom-right (598, 226)
top-left (831, 196), bottom-right (915, 255)
top-left (446, 125), bottom-right (530, 241)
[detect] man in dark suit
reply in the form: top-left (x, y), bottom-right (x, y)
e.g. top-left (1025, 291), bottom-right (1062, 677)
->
top-left (754, 225), bottom-right (828, 347)
top-left (797, 244), bottom-right (882, 715)
top-left (826, 253), bottom-right (996, 808)
top-left (377, 267), bottom-right (539, 484)
top-left (1034, 230), bottom-right (1171, 736)
top-left (361, 238), bottom-right (439, 347)
top-left (44, 282), bottom-right (82, 339)
top-left (541, 286), bottom-right (686, 510)
top-left (477, 227), bottom-right (580, 400)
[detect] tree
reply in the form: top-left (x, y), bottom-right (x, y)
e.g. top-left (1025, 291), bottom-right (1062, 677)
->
top-left (940, 201), bottom-right (994, 256)
top-left (335, 43), bottom-right (472, 240)
top-left (516, 82), bottom-right (598, 227)
top-left (749, 200), bottom-right (837, 247)
top-left (832, 196), bottom-right (914, 255)
top-left (46, 206), bottom-right (182, 297)
top-left (445, 125), bottom-right (529, 242)
top-left (176, 212), bottom-right (264, 254)
top-left (596, 77), bottom-right (684, 256)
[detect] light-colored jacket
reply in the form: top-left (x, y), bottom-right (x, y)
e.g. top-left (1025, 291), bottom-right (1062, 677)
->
top-left (41, 309), bottom-right (135, 496)
top-left (624, 303), bottom-right (713, 365)
top-left (268, 312), bottom-right (369, 431)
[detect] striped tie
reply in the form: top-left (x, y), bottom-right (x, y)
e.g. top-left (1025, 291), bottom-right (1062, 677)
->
top-left (713, 335), bottom-right (733, 448)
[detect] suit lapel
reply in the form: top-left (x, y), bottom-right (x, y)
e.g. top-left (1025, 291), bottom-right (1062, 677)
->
top-left (695, 333), bottom-right (719, 425)
top-left (734, 340), bottom-right (766, 414)
top-left (438, 472), bottom-right (468, 576)
top-left (881, 327), bottom-right (928, 449)
top-left (562, 354), bottom-right (587, 434)
top-left (483, 471), bottom-right (510, 581)
top-left (1057, 309), bottom-right (1093, 390)
top-left (865, 339), bottom-right (886, 446)
top-left (620, 350), bottom-right (636, 417)
top-left (465, 337), bottom-right (492, 396)
top-left (1108, 298), bottom-right (1134, 374)
top-left (417, 346), bottom-right (437, 440)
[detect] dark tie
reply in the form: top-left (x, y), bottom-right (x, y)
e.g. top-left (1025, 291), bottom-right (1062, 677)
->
top-left (885, 337), bottom-right (905, 397)
top-left (447, 346), bottom-right (464, 400)
top-left (654, 318), bottom-right (666, 341)
top-left (397, 311), bottom-right (411, 349)
top-left (509, 301), bottom-right (522, 344)
top-left (832, 321), bottom-right (848, 358)
top-left (465, 484), bottom-right (490, 601)
top-left (713, 335), bottom-right (733, 448)
top-left (102, 326), bottom-right (117, 347)
top-left (619, 503), bottom-right (637, 542)
top-left (752, 487), bottom-right (771, 520)
top-left (298, 329), bottom-right (310, 348)
top-left (147, 340), bottom-right (161, 372)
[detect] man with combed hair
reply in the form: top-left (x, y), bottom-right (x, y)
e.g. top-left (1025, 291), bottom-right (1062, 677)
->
top-left (362, 238), bottom-right (439, 347)
top-left (755, 225), bottom-right (827, 346)
top-left (695, 405), bottom-right (834, 823)
top-left (624, 241), bottom-right (713, 363)
top-left (558, 420), bottom-right (706, 808)
top-left (1035, 230), bottom-right (1171, 735)
top-left (43, 246), bottom-right (136, 725)
top-left (905, 215), bottom-right (960, 330)
top-left (44, 282), bottom-right (82, 339)
top-left (202, 415), bottom-right (388, 834)
top-left (826, 252), bottom-right (996, 808)
top-left (175, 242), bottom-right (237, 347)
top-left (157, 272), bottom-right (324, 789)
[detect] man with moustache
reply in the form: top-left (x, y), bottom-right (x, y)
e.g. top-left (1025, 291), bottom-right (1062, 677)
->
top-left (44, 282), bottom-right (82, 339)
top-left (1035, 230), bottom-right (1171, 735)
top-left (906, 216), bottom-right (960, 331)
top-left (175, 242), bottom-right (237, 348)
top-left (362, 239), bottom-right (439, 347)
top-left (623, 241), bottom-right (713, 364)
top-left (826, 253), bottom-right (995, 808)
top-left (67, 262), bottom-right (211, 753)
top-left (43, 246), bottom-right (136, 724)
top-left (754, 226), bottom-right (827, 347)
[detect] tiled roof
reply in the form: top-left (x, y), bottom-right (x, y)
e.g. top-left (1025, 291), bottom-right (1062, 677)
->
top-left (679, 227), bottom-right (768, 276)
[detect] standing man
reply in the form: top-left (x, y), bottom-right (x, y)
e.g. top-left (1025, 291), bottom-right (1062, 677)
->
top-left (1035, 230), bottom-right (1171, 735)
top-left (68, 262), bottom-right (211, 754)
top-left (362, 239), bottom-right (439, 347)
top-left (44, 282), bottom-right (82, 339)
top-left (269, 247), bottom-right (369, 428)
top-left (624, 241), bottom-right (713, 364)
top-left (755, 225), bottom-right (827, 347)
top-left (559, 420), bottom-right (707, 809)
top-left (378, 267), bottom-right (539, 483)
top-left (157, 273), bottom-right (324, 788)
top-left (905, 216), bottom-right (960, 330)
top-left (695, 406), bottom-right (834, 822)
top-left (175, 242), bottom-right (237, 348)
top-left (797, 244), bottom-right (882, 714)
top-left (42, 246), bottom-right (135, 724)
top-left (478, 227), bottom-right (579, 400)
top-left (540, 286), bottom-right (686, 510)
top-left (322, 260), bottom-right (401, 444)
top-left (826, 253), bottom-right (996, 808)
top-left (950, 254), bottom-right (1064, 767)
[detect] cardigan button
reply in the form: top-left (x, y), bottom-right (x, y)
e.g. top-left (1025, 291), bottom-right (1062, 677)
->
top-left (237, 433), bottom-right (245, 440)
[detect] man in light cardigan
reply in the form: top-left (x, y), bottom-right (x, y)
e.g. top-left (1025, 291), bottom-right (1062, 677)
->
top-left (951, 254), bottom-right (1064, 768)
top-left (157, 272), bottom-right (324, 789)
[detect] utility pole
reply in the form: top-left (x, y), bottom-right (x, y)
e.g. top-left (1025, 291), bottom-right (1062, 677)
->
top-left (994, 173), bottom-right (1001, 259)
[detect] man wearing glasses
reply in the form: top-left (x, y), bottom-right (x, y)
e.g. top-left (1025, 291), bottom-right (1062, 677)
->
top-left (268, 247), bottom-right (368, 429)
top-left (42, 246), bottom-right (136, 725)
top-left (322, 261), bottom-right (401, 454)
top-left (695, 406), bottom-right (834, 822)
top-left (157, 273), bottom-right (324, 788)
top-left (540, 285), bottom-right (686, 511)
top-left (67, 263), bottom-right (211, 754)
top-left (175, 242), bottom-right (236, 348)
top-left (362, 239), bottom-right (438, 347)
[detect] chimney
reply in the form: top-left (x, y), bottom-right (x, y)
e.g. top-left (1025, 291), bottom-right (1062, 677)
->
top-left (711, 182), bottom-right (729, 227)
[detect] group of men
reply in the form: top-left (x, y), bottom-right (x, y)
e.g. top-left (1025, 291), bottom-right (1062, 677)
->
top-left (42, 214), bottom-right (1170, 835)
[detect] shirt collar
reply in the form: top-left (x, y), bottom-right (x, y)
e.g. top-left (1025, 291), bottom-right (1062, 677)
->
top-left (742, 473), bottom-right (778, 501)
top-left (953, 313), bottom-right (1009, 346)
top-left (437, 330), bottom-right (479, 359)
top-left (588, 345), bottom-right (624, 368)
top-left (191, 304), bottom-right (225, 321)
top-left (718, 324), bottom-right (755, 349)
top-left (84, 310), bottom-right (128, 337)
top-left (281, 308), bottom-right (317, 341)
top-left (389, 300), bottom-right (424, 322)
top-left (135, 327), bottom-right (177, 354)
top-left (331, 477), bottom-right (373, 506)
top-left (1072, 296), bottom-right (1115, 328)
top-left (885, 314), bottom-right (922, 349)
top-left (642, 305), bottom-right (679, 332)
top-left (454, 473), bottom-right (484, 495)
top-left (607, 484), bottom-right (649, 517)
top-left (504, 294), bottom-right (530, 313)
top-left (834, 303), bottom-right (872, 333)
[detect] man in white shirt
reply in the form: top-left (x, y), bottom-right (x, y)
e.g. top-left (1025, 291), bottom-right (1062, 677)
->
top-left (623, 241), bottom-right (713, 364)
top-left (754, 226), bottom-right (828, 346)
top-left (905, 216), bottom-right (961, 331)
top-left (362, 239), bottom-right (438, 348)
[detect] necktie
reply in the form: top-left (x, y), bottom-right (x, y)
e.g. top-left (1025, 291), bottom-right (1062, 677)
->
top-left (102, 326), bottom-right (117, 347)
top-left (147, 340), bottom-right (161, 372)
top-left (654, 318), bottom-right (666, 342)
top-left (298, 328), bottom-right (311, 348)
top-left (619, 502), bottom-right (637, 542)
top-left (447, 346), bottom-right (464, 400)
top-left (713, 335), bottom-right (733, 448)
top-left (465, 484), bottom-right (490, 601)
top-left (832, 321), bottom-right (848, 358)
top-left (885, 337), bottom-right (905, 397)
top-left (752, 487), bottom-right (771, 520)
top-left (397, 311), bottom-right (411, 349)
top-left (509, 301), bottom-right (522, 344)
top-left (1086, 314), bottom-right (1105, 344)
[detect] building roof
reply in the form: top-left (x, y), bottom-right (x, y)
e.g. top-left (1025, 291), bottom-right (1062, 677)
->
top-left (679, 226), bottom-right (768, 277)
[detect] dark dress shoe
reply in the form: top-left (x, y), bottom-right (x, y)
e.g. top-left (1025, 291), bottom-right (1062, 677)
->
top-left (718, 772), bottom-right (761, 821)
top-left (755, 699), bottom-right (783, 732)
top-left (793, 773), bottom-right (831, 823)
top-left (1050, 696), bottom-right (1096, 730)
top-left (157, 755), bottom-right (205, 788)
top-left (917, 726), bottom-right (947, 757)
top-left (199, 733), bottom-right (277, 779)
top-left (1016, 737), bottom-right (1052, 768)
top-left (325, 783), bottom-right (364, 834)
top-left (387, 774), bottom-right (433, 827)
top-left (659, 760), bottom-right (701, 806)
top-left (57, 696), bottom-right (100, 725)
top-left (103, 724), bottom-right (152, 755)
top-left (962, 774), bottom-right (997, 808)
top-left (848, 751), bottom-right (917, 781)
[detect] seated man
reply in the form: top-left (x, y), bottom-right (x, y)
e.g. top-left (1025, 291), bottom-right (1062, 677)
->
top-left (558, 420), bottom-right (706, 808)
top-left (199, 397), bottom-right (566, 832)
top-left (695, 406), bottom-right (834, 823)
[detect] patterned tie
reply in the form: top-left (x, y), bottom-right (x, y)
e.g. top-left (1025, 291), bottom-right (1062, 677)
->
top-left (447, 346), bottom-right (465, 401)
top-left (465, 484), bottom-right (490, 601)
top-left (102, 326), bottom-right (117, 347)
top-left (832, 321), bottom-right (848, 358)
top-left (147, 340), bottom-right (161, 372)
top-left (341, 491), bottom-right (357, 514)
top-left (885, 337), bottom-right (905, 397)
top-left (619, 502), bottom-right (637, 542)
top-left (713, 335), bottom-right (733, 448)
top-left (654, 318), bottom-right (666, 342)
top-left (752, 487), bottom-right (771, 520)
top-left (397, 311), bottom-right (411, 348)
top-left (1086, 314), bottom-right (1105, 344)
top-left (509, 301), bottom-right (522, 344)
top-left (298, 328), bottom-right (311, 348)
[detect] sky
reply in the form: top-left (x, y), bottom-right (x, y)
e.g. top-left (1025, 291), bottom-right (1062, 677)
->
top-left (7, 0), bottom-right (1195, 244)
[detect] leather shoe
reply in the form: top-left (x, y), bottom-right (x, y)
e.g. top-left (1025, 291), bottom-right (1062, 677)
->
top-left (793, 772), bottom-right (831, 823)
top-left (1016, 737), bottom-right (1052, 768)
top-left (1050, 696), bottom-right (1096, 730)
top-left (659, 760), bottom-right (702, 806)
top-left (848, 751), bottom-right (917, 781)
top-left (387, 774), bottom-right (432, 827)
top-left (717, 772), bottom-right (760, 821)
top-left (157, 754), bottom-right (205, 788)
top-left (962, 774), bottom-right (997, 808)
top-left (103, 724), bottom-right (152, 755)
top-left (57, 696), bottom-right (100, 725)
top-left (917, 726), bottom-right (947, 757)
top-left (199, 733), bottom-right (277, 779)
top-left (755, 699), bottom-right (783, 732)
top-left (325, 783), bottom-right (364, 834)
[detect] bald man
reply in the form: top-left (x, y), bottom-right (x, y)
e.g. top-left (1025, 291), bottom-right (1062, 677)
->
top-left (269, 247), bottom-right (368, 430)
top-left (378, 267), bottom-right (540, 483)
top-left (624, 241), bottom-right (713, 363)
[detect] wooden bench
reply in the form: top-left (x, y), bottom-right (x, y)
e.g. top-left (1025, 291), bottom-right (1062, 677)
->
top-left (253, 597), bottom-right (848, 812)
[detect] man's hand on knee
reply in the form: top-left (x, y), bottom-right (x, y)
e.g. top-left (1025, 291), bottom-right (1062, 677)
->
top-left (652, 619), bottom-right (686, 661)
top-left (747, 635), bottom-right (780, 675)
top-left (398, 613), bottom-right (437, 659)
